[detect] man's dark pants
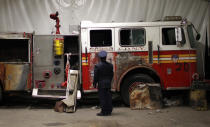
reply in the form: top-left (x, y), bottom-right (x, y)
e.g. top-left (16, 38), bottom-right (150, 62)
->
top-left (98, 88), bottom-right (112, 114)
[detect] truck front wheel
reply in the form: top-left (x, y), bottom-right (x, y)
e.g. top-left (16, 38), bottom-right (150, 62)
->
top-left (120, 74), bottom-right (155, 106)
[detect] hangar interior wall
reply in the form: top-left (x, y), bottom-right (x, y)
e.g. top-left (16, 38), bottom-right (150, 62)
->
top-left (0, 0), bottom-right (209, 76)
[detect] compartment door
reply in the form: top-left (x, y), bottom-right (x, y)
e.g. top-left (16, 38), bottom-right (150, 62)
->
top-left (33, 35), bottom-right (65, 95)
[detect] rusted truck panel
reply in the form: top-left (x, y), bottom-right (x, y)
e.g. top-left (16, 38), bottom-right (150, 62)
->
top-left (115, 52), bottom-right (151, 89)
top-left (0, 63), bottom-right (29, 91)
top-left (0, 33), bottom-right (32, 91)
top-left (0, 63), bottom-right (5, 84)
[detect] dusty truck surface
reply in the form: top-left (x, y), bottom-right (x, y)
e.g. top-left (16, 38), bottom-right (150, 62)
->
top-left (0, 33), bottom-right (33, 101)
top-left (0, 16), bottom-right (206, 106)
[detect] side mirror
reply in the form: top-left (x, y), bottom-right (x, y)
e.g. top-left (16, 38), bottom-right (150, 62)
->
top-left (196, 34), bottom-right (200, 41)
top-left (192, 24), bottom-right (200, 41)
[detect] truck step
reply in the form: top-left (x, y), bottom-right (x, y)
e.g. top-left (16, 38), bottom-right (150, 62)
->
top-left (32, 88), bottom-right (66, 98)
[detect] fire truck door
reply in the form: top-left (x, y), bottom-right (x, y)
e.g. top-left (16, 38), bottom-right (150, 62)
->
top-left (159, 27), bottom-right (191, 89)
top-left (86, 28), bottom-right (115, 90)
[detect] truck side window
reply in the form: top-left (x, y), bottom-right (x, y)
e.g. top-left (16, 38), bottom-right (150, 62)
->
top-left (162, 28), bottom-right (176, 45)
top-left (90, 30), bottom-right (112, 47)
top-left (120, 29), bottom-right (145, 46)
top-left (162, 28), bottom-right (186, 45)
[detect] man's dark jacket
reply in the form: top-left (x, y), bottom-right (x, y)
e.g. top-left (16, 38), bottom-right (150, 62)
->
top-left (93, 61), bottom-right (113, 89)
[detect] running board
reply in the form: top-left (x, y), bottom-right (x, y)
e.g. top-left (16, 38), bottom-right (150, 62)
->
top-left (32, 88), bottom-right (67, 98)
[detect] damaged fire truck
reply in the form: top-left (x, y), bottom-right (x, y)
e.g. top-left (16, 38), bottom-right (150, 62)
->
top-left (0, 16), bottom-right (203, 106)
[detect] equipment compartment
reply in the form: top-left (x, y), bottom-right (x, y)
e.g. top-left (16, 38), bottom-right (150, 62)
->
top-left (0, 39), bottom-right (29, 62)
top-left (64, 35), bottom-right (80, 70)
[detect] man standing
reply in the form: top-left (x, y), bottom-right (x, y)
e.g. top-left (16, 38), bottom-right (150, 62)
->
top-left (93, 51), bottom-right (113, 116)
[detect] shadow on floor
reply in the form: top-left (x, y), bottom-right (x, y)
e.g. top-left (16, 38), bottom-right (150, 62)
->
top-left (0, 92), bottom-right (125, 109)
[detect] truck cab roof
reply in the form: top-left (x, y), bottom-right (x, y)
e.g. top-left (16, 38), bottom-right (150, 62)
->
top-left (80, 20), bottom-right (190, 28)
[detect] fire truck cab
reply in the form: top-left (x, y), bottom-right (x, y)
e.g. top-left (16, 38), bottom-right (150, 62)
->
top-left (80, 17), bottom-right (199, 105)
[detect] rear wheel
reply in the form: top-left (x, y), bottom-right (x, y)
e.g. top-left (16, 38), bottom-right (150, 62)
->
top-left (120, 74), bottom-right (155, 106)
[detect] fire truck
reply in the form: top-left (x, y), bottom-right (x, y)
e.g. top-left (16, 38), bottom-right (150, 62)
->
top-left (0, 16), bottom-right (202, 105)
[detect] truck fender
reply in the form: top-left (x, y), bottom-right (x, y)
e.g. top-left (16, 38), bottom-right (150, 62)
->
top-left (117, 65), bottom-right (162, 91)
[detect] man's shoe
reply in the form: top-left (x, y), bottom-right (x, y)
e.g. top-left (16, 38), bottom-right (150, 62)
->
top-left (97, 112), bottom-right (106, 116)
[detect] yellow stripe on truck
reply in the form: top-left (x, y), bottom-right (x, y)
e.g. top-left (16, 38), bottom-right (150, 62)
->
top-left (153, 59), bottom-right (196, 63)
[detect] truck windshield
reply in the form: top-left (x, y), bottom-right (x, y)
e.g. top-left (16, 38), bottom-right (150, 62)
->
top-left (187, 25), bottom-right (196, 48)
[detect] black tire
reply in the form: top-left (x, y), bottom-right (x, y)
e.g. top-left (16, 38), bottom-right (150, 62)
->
top-left (120, 74), bottom-right (155, 106)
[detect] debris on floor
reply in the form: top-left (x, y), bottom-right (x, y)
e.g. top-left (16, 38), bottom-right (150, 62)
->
top-left (129, 84), bottom-right (162, 110)
top-left (54, 101), bottom-right (65, 113)
top-left (91, 105), bottom-right (100, 110)
top-left (147, 109), bottom-right (170, 115)
top-left (190, 89), bottom-right (208, 111)
top-left (163, 97), bottom-right (184, 107)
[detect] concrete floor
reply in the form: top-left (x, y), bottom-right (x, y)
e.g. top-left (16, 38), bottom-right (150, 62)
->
top-left (0, 94), bottom-right (210, 127)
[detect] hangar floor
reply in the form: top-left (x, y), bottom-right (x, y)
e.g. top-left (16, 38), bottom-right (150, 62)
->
top-left (0, 94), bottom-right (210, 127)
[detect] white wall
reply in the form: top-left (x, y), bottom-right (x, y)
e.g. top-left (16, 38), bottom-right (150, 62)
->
top-left (0, 0), bottom-right (209, 76)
